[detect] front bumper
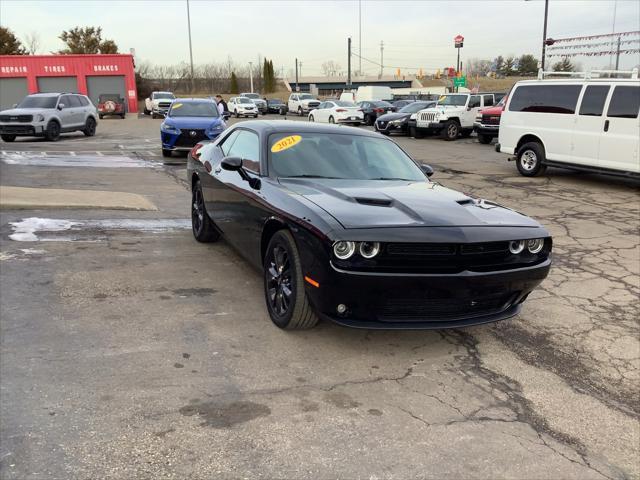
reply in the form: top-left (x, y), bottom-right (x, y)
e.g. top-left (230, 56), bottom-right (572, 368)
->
top-left (415, 121), bottom-right (445, 131)
top-left (375, 120), bottom-right (407, 133)
top-left (474, 123), bottom-right (500, 136)
top-left (0, 124), bottom-right (45, 136)
top-left (161, 130), bottom-right (222, 151)
top-left (306, 259), bottom-right (551, 329)
top-left (237, 109), bottom-right (258, 116)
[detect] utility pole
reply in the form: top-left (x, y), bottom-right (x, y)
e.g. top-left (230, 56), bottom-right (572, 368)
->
top-left (347, 37), bottom-right (352, 88)
top-left (299, 61), bottom-right (303, 79)
top-left (186, 0), bottom-right (194, 93)
top-left (248, 62), bottom-right (254, 93)
top-left (615, 36), bottom-right (621, 70)
top-left (379, 40), bottom-right (384, 78)
top-left (541, 0), bottom-right (549, 70)
top-left (295, 58), bottom-right (299, 92)
top-left (358, 0), bottom-right (362, 76)
top-left (610, 0), bottom-right (618, 68)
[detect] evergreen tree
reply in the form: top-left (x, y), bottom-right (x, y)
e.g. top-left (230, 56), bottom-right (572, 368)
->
top-left (0, 27), bottom-right (27, 55)
top-left (230, 72), bottom-right (239, 94)
top-left (553, 57), bottom-right (575, 72)
top-left (517, 54), bottom-right (539, 75)
top-left (501, 57), bottom-right (516, 76)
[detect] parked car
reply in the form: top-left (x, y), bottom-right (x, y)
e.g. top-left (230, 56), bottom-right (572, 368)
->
top-left (228, 97), bottom-right (259, 118)
top-left (267, 99), bottom-right (286, 114)
top-left (497, 70), bottom-right (640, 177)
top-left (187, 121), bottom-right (552, 330)
top-left (412, 93), bottom-right (495, 140)
top-left (0, 92), bottom-right (97, 142)
top-left (357, 100), bottom-right (395, 126)
top-left (308, 100), bottom-right (363, 125)
top-left (376, 101), bottom-right (436, 136)
top-left (160, 98), bottom-right (226, 157)
top-left (288, 93), bottom-right (321, 116)
top-left (97, 94), bottom-right (126, 119)
top-left (240, 92), bottom-right (268, 115)
top-left (145, 91), bottom-right (175, 118)
top-left (474, 95), bottom-right (507, 144)
top-left (392, 99), bottom-right (414, 110)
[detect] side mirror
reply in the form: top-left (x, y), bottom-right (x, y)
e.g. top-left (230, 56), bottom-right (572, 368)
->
top-left (420, 164), bottom-right (434, 177)
top-left (221, 156), bottom-right (261, 190)
top-left (57, 103), bottom-right (65, 110)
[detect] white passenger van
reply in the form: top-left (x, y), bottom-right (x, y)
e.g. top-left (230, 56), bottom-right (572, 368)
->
top-left (497, 69), bottom-right (639, 177)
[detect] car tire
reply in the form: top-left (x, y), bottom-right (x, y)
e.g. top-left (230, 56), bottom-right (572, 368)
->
top-left (253, 114), bottom-right (258, 118)
top-left (410, 126), bottom-right (425, 139)
top-left (380, 130), bottom-right (390, 136)
top-left (478, 134), bottom-right (493, 144)
top-left (298, 107), bottom-right (303, 116)
top-left (83, 117), bottom-right (96, 137)
top-left (309, 115), bottom-right (314, 122)
top-left (120, 114), bottom-right (125, 119)
top-left (364, 114), bottom-right (373, 126)
top-left (263, 230), bottom-right (319, 330)
top-left (45, 120), bottom-right (61, 142)
top-left (191, 179), bottom-right (220, 243)
top-left (152, 113), bottom-right (158, 119)
top-left (144, 107), bottom-right (150, 115)
top-left (441, 120), bottom-right (459, 141)
top-left (162, 149), bottom-right (172, 158)
top-left (329, 116), bottom-right (335, 124)
top-left (99, 114), bottom-right (104, 120)
top-left (234, 109), bottom-right (239, 118)
top-left (1, 134), bottom-right (16, 142)
top-left (517, 141), bottom-right (547, 177)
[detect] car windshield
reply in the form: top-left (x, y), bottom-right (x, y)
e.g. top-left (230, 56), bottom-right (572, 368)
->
top-left (155, 93), bottom-right (175, 100)
top-left (169, 101), bottom-right (219, 117)
top-left (238, 98), bottom-right (253, 104)
top-left (371, 101), bottom-right (392, 107)
top-left (243, 93), bottom-right (260, 99)
top-left (400, 102), bottom-right (434, 113)
top-left (437, 95), bottom-right (467, 106)
top-left (299, 94), bottom-right (314, 100)
top-left (17, 96), bottom-right (58, 109)
top-left (269, 132), bottom-right (426, 181)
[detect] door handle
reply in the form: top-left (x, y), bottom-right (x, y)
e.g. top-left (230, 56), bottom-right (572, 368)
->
top-left (214, 167), bottom-right (221, 174)
top-left (604, 119), bottom-right (610, 132)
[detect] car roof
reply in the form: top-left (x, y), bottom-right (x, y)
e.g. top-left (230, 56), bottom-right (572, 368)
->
top-left (29, 92), bottom-right (62, 97)
top-left (171, 98), bottom-right (215, 103)
top-left (234, 120), bottom-right (384, 138)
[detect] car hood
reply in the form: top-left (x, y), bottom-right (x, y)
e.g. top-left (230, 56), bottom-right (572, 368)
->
top-left (166, 116), bottom-right (224, 129)
top-left (279, 179), bottom-right (540, 229)
top-left (153, 98), bottom-right (174, 104)
top-left (377, 112), bottom-right (410, 122)
top-left (479, 105), bottom-right (504, 115)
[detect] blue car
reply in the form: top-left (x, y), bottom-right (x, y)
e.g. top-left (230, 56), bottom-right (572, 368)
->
top-left (160, 99), bottom-right (226, 157)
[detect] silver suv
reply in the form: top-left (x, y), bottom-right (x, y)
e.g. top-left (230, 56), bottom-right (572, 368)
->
top-left (0, 92), bottom-right (98, 142)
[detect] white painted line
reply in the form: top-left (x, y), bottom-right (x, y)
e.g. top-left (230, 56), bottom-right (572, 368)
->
top-left (95, 151), bottom-right (104, 156)
top-left (118, 144), bottom-right (125, 149)
top-left (69, 151), bottom-right (76, 156)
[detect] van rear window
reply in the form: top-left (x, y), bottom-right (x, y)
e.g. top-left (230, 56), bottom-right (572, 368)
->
top-left (509, 85), bottom-right (582, 114)
top-left (607, 86), bottom-right (640, 119)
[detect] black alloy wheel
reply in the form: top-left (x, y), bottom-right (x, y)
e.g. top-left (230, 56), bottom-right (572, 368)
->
top-left (191, 180), bottom-right (220, 242)
top-left (83, 117), bottom-right (96, 136)
top-left (45, 121), bottom-right (60, 141)
top-left (266, 244), bottom-right (293, 318)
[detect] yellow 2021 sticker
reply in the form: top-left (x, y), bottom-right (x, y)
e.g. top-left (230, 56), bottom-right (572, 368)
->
top-left (172, 103), bottom-right (183, 109)
top-left (271, 135), bottom-right (302, 153)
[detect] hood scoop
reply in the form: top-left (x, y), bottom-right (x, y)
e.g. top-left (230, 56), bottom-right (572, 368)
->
top-left (355, 197), bottom-right (393, 207)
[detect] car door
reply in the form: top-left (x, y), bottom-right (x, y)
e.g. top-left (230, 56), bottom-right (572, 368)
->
top-left (465, 95), bottom-right (481, 126)
top-left (321, 102), bottom-right (333, 122)
top-left (598, 84), bottom-right (640, 173)
top-left (57, 95), bottom-right (76, 128)
top-left (571, 84), bottom-right (609, 168)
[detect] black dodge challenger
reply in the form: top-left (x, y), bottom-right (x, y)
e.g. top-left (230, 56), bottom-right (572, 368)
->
top-left (187, 121), bottom-right (551, 330)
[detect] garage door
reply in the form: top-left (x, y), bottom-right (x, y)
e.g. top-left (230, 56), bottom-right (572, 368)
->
top-left (37, 76), bottom-right (78, 94)
top-left (0, 77), bottom-right (29, 111)
top-left (86, 76), bottom-right (126, 111)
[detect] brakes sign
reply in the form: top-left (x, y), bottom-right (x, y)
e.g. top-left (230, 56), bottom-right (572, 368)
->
top-left (271, 135), bottom-right (302, 153)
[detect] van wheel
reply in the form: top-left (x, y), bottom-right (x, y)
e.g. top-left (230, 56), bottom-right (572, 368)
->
top-left (478, 134), bottom-right (492, 144)
top-left (45, 120), bottom-right (61, 141)
top-left (1, 134), bottom-right (16, 142)
top-left (517, 142), bottom-right (547, 177)
top-left (441, 120), bottom-right (459, 140)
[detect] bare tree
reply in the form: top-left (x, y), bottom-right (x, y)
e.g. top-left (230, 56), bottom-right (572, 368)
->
top-left (23, 31), bottom-right (41, 54)
top-left (321, 60), bottom-right (341, 76)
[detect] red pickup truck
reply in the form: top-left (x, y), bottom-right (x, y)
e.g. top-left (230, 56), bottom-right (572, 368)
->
top-left (473, 95), bottom-right (507, 144)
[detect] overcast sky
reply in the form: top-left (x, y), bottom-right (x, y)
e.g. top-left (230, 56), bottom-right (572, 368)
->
top-left (2, 0), bottom-right (639, 75)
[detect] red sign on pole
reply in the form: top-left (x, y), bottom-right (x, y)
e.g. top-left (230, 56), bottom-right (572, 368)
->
top-left (454, 35), bottom-right (464, 48)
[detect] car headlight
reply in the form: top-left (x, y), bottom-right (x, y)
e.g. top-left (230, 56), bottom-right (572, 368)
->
top-left (35, 114), bottom-right (45, 122)
top-left (509, 240), bottom-right (525, 254)
top-left (333, 241), bottom-right (356, 259)
top-left (389, 119), bottom-right (405, 125)
top-left (527, 238), bottom-right (544, 254)
top-left (410, 113), bottom-right (417, 120)
top-left (359, 242), bottom-right (381, 258)
top-left (161, 122), bottom-right (179, 133)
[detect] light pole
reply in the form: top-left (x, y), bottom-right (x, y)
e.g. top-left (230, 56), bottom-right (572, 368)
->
top-left (358, 0), bottom-right (362, 76)
top-left (186, 0), bottom-right (194, 93)
top-left (541, 0), bottom-right (549, 70)
top-left (248, 62), bottom-right (254, 93)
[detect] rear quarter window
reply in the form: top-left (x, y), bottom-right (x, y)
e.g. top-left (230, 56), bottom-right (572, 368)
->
top-left (509, 84), bottom-right (582, 114)
top-left (607, 85), bottom-right (640, 119)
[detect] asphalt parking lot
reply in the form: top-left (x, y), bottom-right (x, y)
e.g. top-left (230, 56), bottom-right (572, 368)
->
top-left (1, 114), bottom-right (638, 479)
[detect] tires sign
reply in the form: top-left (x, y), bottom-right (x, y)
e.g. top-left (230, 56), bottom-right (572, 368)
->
top-left (454, 35), bottom-right (464, 48)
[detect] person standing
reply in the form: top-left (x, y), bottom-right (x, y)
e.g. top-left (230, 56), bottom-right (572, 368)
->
top-left (215, 95), bottom-right (228, 116)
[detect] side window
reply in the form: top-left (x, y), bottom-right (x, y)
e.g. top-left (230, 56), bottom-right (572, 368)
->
top-left (59, 95), bottom-right (72, 107)
top-left (579, 85), bottom-right (610, 116)
top-left (227, 130), bottom-right (260, 173)
top-left (508, 85), bottom-right (582, 114)
top-left (77, 96), bottom-right (89, 106)
top-left (69, 96), bottom-right (82, 107)
top-left (468, 96), bottom-right (481, 108)
top-left (483, 95), bottom-right (494, 107)
top-left (220, 130), bottom-right (241, 156)
top-left (607, 86), bottom-right (640, 119)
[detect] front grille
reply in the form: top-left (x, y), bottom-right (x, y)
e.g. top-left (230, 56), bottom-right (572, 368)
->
top-left (174, 129), bottom-right (207, 147)
top-left (378, 293), bottom-right (514, 322)
top-left (460, 241), bottom-right (508, 255)
top-left (387, 243), bottom-right (455, 256)
top-left (419, 112), bottom-right (437, 122)
top-left (0, 125), bottom-right (35, 134)
top-left (158, 102), bottom-right (172, 109)
top-left (482, 114), bottom-right (501, 125)
top-left (0, 114), bottom-right (33, 123)
top-left (377, 121), bottom-right (387, 129)
top-left (308, 102), bottom-right (320, 108)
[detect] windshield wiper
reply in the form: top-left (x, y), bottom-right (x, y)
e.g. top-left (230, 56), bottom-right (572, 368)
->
top-left (283, 175), bottom-right (343, 179)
